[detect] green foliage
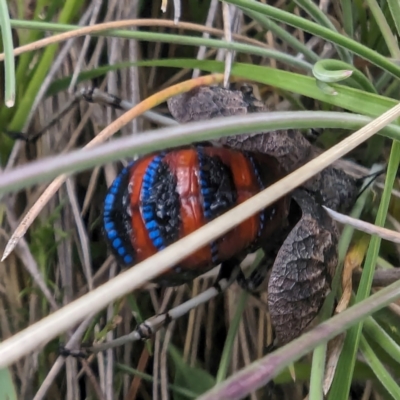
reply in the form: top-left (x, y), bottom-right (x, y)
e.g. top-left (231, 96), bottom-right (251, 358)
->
top-left (169, 345), bottom-right (215, 399)
top-left (0, 368), bottom-right (17, 400)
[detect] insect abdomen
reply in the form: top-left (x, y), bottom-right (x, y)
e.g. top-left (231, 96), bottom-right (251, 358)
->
top-left (103, 146), bottom-right (286, 285)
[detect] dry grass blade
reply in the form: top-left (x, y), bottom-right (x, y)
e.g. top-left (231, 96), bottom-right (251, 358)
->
top-left (0, 19), bottom-right (270, 62)
top-left (172, 0), bottom-right (181, 24)
top-left (91, 270), bottom-right (237, 352)
top-left (2, 199), bottom-right (59, 310)
top-left (323, 238), bottom-right (369, 394)
top-left (33, 316), bottom-right (94, 400)
top-left (336, 237), bottom-right (370, 314)
top-left (222, 2), bottom-right (233, 87)
top-left (324, 206), bottom-right (400, 245)
top-left (353, 269), bottom-right (400, 287)
top-left (1, 74), bottom-right (224, 262)
top-left (0, 99), bottom-right (399, 369)
top-left (323, 333), bottom-right (346, 395)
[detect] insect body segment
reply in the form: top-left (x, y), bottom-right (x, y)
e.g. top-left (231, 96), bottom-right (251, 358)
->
top-left (103, 146), bottom-right (288, 285)
top-left (103, 162), bottom-right (136, 265)
top-left (140, 151), bottom-right (174, 251)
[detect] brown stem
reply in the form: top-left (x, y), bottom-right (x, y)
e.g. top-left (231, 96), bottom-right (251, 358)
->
top-left (353, 269), bottom-right (400, 287)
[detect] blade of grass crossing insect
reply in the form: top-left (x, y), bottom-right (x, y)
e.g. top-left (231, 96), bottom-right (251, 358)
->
top-left (328, 140), bottom-right (400, 400)
top-left (4, 109), bottom-right (400, 196)
top-left (359, 334), bottom-right (400, 398)
top-left (0, 0), bottom-right (16, 106)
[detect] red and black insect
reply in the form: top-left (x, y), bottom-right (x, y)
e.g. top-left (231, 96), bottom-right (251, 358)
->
top-left (103, 85), bottom-right (363, 345)
top-left (103, 146), bottom-right (289, 285)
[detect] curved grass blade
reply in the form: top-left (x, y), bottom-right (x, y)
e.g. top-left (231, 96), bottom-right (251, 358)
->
top-left (4, 19), bottom-right (313, 73)
top-left (312, 59), bottom-right (376, 93)
top-left (2, 110), bottom-right (400, 198)
top-left (142, 59), bottom-right (397, 116)
top-left (224, 0), bottom-right (400, 78)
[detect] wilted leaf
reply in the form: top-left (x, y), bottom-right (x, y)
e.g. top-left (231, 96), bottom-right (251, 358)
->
top-left (336, 236), bottom-right (370, 314)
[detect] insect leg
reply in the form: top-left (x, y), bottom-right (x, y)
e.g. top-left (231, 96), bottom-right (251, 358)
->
top-left (4, 91), bottom-right (85, 143)
top-left (236, 216), bottom-right (297, 293)
top-left (80, 87), bottom-right (132, 111)
top-left (89, 259), bottom-right (242, 353)
top-left (81, 88), bottom-right (177, 126)
top-left (236, 256), bottom-right (274, 292)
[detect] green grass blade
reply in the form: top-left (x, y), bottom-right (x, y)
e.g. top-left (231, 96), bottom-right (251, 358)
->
top-left (0, 0), bottom-right (16, 106)
top-left (312, 59), bottom-right (377, 93)
top-left (145, 59), bottom-right (397, 117)
top-left (8, 19), bottom-right (313, 72)
top-left (117, 362), bottom-right (199, 398)
top-left (328, 140), bottom-right (400, 400)
top-left (309, 343), bottom-right (326, 400)
top-left (364, 317), bottom-right (400, 364)
top-left (360, 335), bottom-right (400, 399)
top-left (309, 174), bottom-right (375, 400)
top-left (46, 59), bottom-right (383, 114)
top-left (340, 0), bottom-right (354, 39)
top-left (387, 0), bottom-right (400, 37)
top-left (199, 278), bottom-right (400, 400)
top-left (354, 0), bottom-right (368, 44)
top-left (2, 109), bottom-right (400, 195)
top-left (7, 0), bottom-right (83, 131)
top-left (224, 0), bottom-right (400, 78)
top-left (293, 0), bottom-right (352, 62)
top-left (365, 0), bottom-right (400, 58)
top-left (243, 8), bottom-right (319, 62)
top-left (0, 367), bottom-right (17, 400)
top-left (216, 291), bottom-right (249, 383)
